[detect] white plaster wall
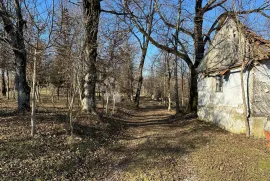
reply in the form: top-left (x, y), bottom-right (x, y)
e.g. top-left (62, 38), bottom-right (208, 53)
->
top-left (198, 68), bottom-right (249, 108)
top-left (198, 68), bottom-right (252, 134)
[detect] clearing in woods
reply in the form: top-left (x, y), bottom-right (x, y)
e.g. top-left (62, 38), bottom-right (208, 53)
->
top-left (1, 95), bottom-right (270, 180)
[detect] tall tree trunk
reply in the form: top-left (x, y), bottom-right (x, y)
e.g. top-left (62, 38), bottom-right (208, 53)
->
top-left (36, 84), bottom-right (41, 102)
top-left (82, 0), bottom-right (100, 114)
top-left (135, 48), bottom-right (147, 108)
top-left (14, 50), bottom-right (31, 112)
top-left (167, 73), bottom-right (171, 111)
top-left (128, 59), bottom-right (134, 101)
top-left (130, 78), bottom-right (133, 101)
top-left (66, 86), bottom-right (69, 107)
top-left (7, 70), bottom-right (9, 99)
top-left (174, 55), bottom-right (180, 113)
top-left (163, 73), bottom-right (166, 105)
top-left (105, 92), bottom-right (109, 115)
top-left (188, 66), bottom-right (198, 112)
top-left (31, 49), bottom-right (37, 136)
top-left (181, 62), bottom-right (184, 107)
top-left (57, 86), bottom-right (60, 100)
top-left (68, 86), bottom-right (79, 135)
top-left (173, 0), bottom-right (182, 114)
top-left (189, 0), bottom-right (203, 112)
top-left (112, 93), bottom-right (116, 115)
top-left (134, 0), bottom-right (154, 108)
top-left (166, 54), bottom-right (172, 111)
top-left (1, 69), bottom-right (6, 97)
top-left (0, 1), bottom-right (30, 112)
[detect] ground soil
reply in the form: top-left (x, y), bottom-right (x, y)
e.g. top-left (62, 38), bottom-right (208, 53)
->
top-left (1, 95), bottom-right (270, 180)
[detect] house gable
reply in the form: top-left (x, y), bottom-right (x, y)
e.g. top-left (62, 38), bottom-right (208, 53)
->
top-left (198, 18), bottom-right (245, 74)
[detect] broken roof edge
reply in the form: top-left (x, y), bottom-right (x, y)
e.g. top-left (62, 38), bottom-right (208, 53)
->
top-left (197, 15), bottom-right (270, 74)
top-left (198, 59), bottom-right (270, 76)
top-left (198, 63), bottom-right (242, 75)
top-left (225, 15), bottom-right (270, 45)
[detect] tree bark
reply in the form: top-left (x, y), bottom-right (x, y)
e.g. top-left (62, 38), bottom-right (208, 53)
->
top-left (7, 70), bottom-right (9, 99)
top-left (163, 73), bottom-right (166, 105)
top-left (174, 55), bottom-right (180, 113)
top-left (166, 55), bottom-right (172, 111)
top-left (82, 0), bottom-right (100, 114)
top-left (135, 48), bottom-right (147, 108)
top-left (181, 62), bottom-right (184, 107)
top-left (36, 84), bottom-right (41, 102)
top-left (1, 69), bottom-right (6, 97)
top-left (132, 0), bottom-right (154, 108)
top-left (194, 1), bottom-right (204, 67)
top-left (130, 76), bottom-right (133, 101)
top-left (15, 51), bottom-right (31, 112)
top-left (57, 86), bottom-right (60, 100)
top-left (66, 86), bottom-right (69, 107)
top-left (0, 1), bottom-right (30, 112)
top-left (112, 93), bottom-right (116, 115)
top-left (188, 66), bottom-right (198, 112)
top-left (105, 92), bottom-right (109, 115)
top-left (187, 0), bottom-right (203, 112)
top-left (68, 86), bottom-right (78, 135)
top-left (31, 49), bottom-right (37, 136)
top-left (128, 59), bottom-right (134, 101)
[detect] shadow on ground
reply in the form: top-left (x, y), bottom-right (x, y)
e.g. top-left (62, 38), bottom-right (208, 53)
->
top-left (1, 97), bottom-right (270, 180)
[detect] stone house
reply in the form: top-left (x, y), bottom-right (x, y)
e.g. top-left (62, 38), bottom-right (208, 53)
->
top-left (197, 16), bottom-right (270, 138)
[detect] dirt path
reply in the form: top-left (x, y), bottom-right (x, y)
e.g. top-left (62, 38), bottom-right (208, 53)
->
top-left (104, 98), bottom-right (270, 180)
top-left (105, 99), bottom-right (199, 180)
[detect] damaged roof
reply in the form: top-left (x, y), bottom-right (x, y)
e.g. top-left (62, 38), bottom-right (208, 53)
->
top-left (197, 16), bottom-right (270, 74)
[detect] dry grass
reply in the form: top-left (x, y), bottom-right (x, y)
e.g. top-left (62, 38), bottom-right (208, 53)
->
top-left (0, 94), bottom-right (270, 180)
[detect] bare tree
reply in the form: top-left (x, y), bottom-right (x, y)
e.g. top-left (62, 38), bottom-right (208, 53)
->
top-left (1, 68), bottom-right (6, 96)
top-left (173, 0), bottom-right (183, 113)
top-left (81, 0), bottom-right (100, 114)
top-left (179, 59), bottom-right (187, 107)
top-left (22, 0), bottom-right (55, 136)
top-left (0, 38), bottom-right (13, 99)
top-left (118, 0), bottom-right (156, 108)
top-left (120, 0), bottom-right (269, 113)
top-left (164, 52), bottom-right (173, 111)
top-left (0, 0), bottom-right (31, 111)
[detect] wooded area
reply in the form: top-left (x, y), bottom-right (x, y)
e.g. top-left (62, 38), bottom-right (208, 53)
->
top-left (1, 0), bottom-right (270, 180)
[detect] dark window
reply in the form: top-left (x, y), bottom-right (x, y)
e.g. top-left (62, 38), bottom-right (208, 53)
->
top-left (216, 76), bottom-right (223, 92)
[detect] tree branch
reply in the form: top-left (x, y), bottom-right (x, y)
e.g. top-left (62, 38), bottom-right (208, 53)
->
top-left (101, 9), bottom-right (127, 15)
top-left (14, 0), bottom-right (25, 31)
top-left (0, 36), bottom-right (10, 44)
top-left (154, 1), bottom-right (194, 38)
top-left (203, 0), bottom-right (228, 12)
top-left (173, 34), bottom-right (189, 58)
top-left (0, 1), bottom-right (16, 39)
top-left (260, 10), bottom-right (270, 19)
top-left (123, 0), bottom-right (193, 66)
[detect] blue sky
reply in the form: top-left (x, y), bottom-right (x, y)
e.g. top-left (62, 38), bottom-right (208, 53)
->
top-left (143, 0), bottom-right (270, 73)
top-left (36, 0), bottom-right (270, 74)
